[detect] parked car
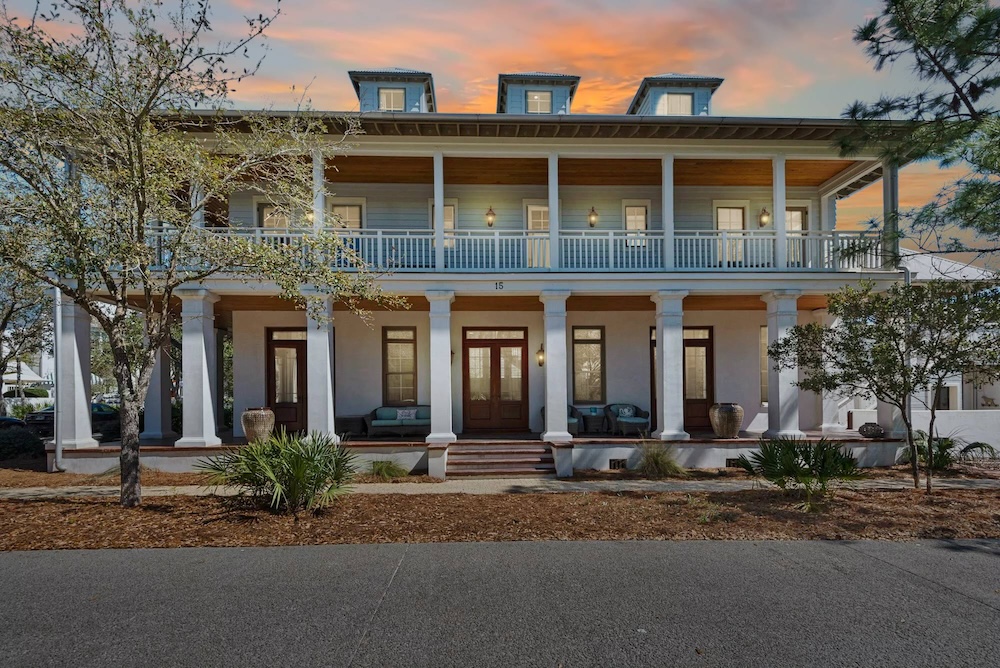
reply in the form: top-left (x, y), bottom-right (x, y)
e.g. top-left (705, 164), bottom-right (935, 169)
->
top-left (24, 403), bottom-right (120, 440)
top-left (0, 416), bottom-right (27, 430)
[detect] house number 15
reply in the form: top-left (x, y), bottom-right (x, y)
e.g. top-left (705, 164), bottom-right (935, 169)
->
top-left (495, 282), bottom-right (504, 290)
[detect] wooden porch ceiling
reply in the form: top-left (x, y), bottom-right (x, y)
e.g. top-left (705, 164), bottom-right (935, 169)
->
top-left (137, 294), bottom-right (829, 323)
top-left (323, 155), bottom-right (865, 187)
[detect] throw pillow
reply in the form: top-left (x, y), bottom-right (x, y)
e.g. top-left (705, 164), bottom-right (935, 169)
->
top-left (396, 408), bottom-right (418, 420)
top-left (617, 406), bottom-right (635, 418)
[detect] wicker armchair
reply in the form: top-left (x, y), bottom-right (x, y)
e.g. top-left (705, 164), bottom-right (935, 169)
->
top-left (541, 405), bottom-right (582, 435)
top-left (604, 403), bottom-right (650, 436)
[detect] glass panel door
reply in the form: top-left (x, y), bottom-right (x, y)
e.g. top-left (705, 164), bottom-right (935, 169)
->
top-left (526, 205), bottom-right (549, 268)
top-left (682, 328), bottom-right (714, 430)
top-left (499, 346), bottom-right (523, 401)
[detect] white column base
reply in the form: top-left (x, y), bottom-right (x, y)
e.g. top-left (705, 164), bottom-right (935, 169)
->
top-left (174, 435), bottom-right (222, 448)
top-left (425, 432), bottom-right (457, 445)
top-left (60, 437), bottom-right (100, 450)
top-left (552, 445), bottom-right (574, 477)
top-left (820, 423), bottom-right (847, 434)
top-left (542, 431), bottom-right (574, 443)
top-left (139, 430), bottom-right (178, 442)
top-left (427, 445), bottom-right (448, 479)
top-left (653, 429), bottom-right (690, 441)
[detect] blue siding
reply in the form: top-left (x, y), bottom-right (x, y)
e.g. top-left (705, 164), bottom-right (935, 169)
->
top-left (503, 83), bottom-right (572, 114)
top-left (356, 81), bottom-right (426, 112)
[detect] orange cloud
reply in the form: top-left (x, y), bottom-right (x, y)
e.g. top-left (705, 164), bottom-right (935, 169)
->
top-left (837, 162), bottom-right (970, 229)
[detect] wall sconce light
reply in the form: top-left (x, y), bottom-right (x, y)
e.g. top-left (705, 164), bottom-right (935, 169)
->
top-left (485, 206), bottom-right (496, 227)
top-left (536, 343), bottom-right (545, 367)
top-left (588, 207), bottom-right (599, 227)
top-left (758, 207), bottom-right (771, 227)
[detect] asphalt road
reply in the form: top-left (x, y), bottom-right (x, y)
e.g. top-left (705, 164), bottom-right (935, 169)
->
top-left (1, 540), bottom-right (999, 667)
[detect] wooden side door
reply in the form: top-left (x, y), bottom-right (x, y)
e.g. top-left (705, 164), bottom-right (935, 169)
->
top-left (683, 327), bottom-right (715, 430)
top-left (266, 336), bottom-right (307, 434)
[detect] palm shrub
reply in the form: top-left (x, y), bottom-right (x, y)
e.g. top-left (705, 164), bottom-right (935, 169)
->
top-left (196, 431), bottom-right (356, 515)
top-left (369, 459), bottom-right (409, 481)
top-left (906, 431), bottom-right (996, 471)
top-left (738, 437), bottom-right (860, 511)
top-left (637, 440), bottom-right (687, 478)
top-left (0, 426), bottom-right (45, 460)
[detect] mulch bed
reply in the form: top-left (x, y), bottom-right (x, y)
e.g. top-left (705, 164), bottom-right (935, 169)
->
top-left (2, 488), bottom-right (998, 551)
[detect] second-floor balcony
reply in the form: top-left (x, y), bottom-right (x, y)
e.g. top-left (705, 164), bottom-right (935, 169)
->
top-left (172, 227), bottom-right (884, 273)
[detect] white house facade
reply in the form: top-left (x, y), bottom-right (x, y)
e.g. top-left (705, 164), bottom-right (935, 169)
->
top-left (50, 69), bottom-right (922, 476)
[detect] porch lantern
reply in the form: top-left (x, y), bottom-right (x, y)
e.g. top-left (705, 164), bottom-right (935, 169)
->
top-left (758, 207), bottom-right (771, 227)
top-left (588, 207), bottom-right (599, 227)
top-left (536, 343), bottom-right (545, 367)
top-left (485, 206), bottom-right (496, 227)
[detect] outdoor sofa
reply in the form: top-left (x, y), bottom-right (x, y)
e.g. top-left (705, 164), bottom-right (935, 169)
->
top-left (604, 403), bottom-right (650, 436)
top-left (364, 405), bottom-right (432, 438)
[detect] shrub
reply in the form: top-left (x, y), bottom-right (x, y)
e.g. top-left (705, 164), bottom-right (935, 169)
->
top-left (0, 427), bottom-right (45, 460)
top-left (2, 387), bottom-right (49, 398)
top-left (738, 437), bottom-right (860, 511)
top-left (369, 459), bottom-right (409, 481)
top-left (196, 431), bottom-right (356, 516)
top-left (9, 401), bottom-right (52, 420)
top-left (905, 431), bottom-right (997, 471)
top-left (636, 441), bottom-right (687, 478)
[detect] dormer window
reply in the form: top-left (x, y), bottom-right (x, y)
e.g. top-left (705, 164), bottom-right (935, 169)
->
top-left (656, 93), bottom-right (694, 116)
top-left (525, 91), bottom-right (552, 114)
top-left (378, 88), bottom-right (405, 112)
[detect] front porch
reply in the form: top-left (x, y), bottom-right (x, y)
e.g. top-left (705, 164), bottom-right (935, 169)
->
top-left (51, 288), bottom-right (907, 476)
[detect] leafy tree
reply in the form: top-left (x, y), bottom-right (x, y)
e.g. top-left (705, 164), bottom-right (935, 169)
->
top-left (769, 280), bottom-right (1000, 492)
top-left (842, 0), bottom-right (1000, 263)
top-left (0, 1), bottom-right (397, 506)
top-left (0, 271), bottom-right (52, 415)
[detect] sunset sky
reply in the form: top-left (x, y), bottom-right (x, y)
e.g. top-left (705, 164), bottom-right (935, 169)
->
top-left (106, 1), bottom-right (985, 226)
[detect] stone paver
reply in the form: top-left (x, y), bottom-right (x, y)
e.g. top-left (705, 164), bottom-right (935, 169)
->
top-left (2, 475), bottom-right (999, 500)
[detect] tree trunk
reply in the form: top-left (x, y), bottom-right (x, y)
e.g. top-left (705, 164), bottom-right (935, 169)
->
top-left (901, 414), bottom-right (919, 489)
top-left (926, 409), bottom-right (937, 495)
top-left (118, 397), bottom-right (142, 507)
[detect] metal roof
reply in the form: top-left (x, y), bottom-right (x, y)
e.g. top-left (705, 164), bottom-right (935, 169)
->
top-left (627, 74), bottom-right (726, 114)
top-left (496, 73), bottom-right (582, 113)
top-left (347, 68), bottom-right (437, 112)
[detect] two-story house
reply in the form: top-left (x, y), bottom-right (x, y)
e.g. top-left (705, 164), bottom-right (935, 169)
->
top-left (50, 68), bottom-right (909, 476)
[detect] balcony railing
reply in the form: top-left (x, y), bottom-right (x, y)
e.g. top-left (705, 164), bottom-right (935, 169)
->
top-left (150, 226), bottom-right (885, 273)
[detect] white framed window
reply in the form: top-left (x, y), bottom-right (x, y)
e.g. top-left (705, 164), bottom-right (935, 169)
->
top-left (713, 200), bottom-right (749, 231)
top-left (253, 196), bottom-right (292, 231)
top-left (525, 90), bottom-right (552, 114)
top-left (622, 199), bottom-right (650, 247)
top-left (655, 92), bottom-right (694, 116)
top-left (329, 197), bottom-right (366, 229)
top-left (523, 200), bottom-right (553, 268)
top-left (428, 198), bottom-right (458, 248)
top-left (378, 88), bottom-right (405, 112)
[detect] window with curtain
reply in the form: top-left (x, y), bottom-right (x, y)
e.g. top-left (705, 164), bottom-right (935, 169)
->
top-left (331, 204), bottom-right (363, 229)
top-left (573, 327), bottom-right (605, 404)
top-left (383, 327), bottom-right (417, 406)
top-left (257, 203), bottom-right (289, 231)
top-left (378, 88), bottom-right (405, 112)
top-left (656, 93), bottom-right (694, 115)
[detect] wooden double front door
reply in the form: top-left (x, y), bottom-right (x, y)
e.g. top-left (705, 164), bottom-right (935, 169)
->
top-left (462, 328), bottom-right (529, 432)
top-left (649, 327), bottom-right (715, 431)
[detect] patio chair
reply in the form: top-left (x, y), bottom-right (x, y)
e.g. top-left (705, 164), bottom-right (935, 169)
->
top-left (541, 405), bottom-right (582, 435)
top-left (604, 403), bottom-right (650, 436)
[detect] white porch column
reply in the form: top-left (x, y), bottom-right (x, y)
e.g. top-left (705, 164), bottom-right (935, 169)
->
top-left (54, 291), bottom-right (98, 449)
top-left (662, 155), bottom-right (675, 269)
top-left (190, 182), bottom-right (205, 227)
top-left (772, 155), bottom-right (787, 269)
top-left (814, 309), bottom-right (845, 433)
top-left (877, 400), bottom-right (905, 437)
top-left (433, 151), bottom-right (445, 270)
top-left (763, 290), bottom-right (805, 438)
top-left (312, 148), bottom-right (325, 231)
top-left (540, 290), bottom-right (572, 442)
top-left (547, 153), bottom-right (560, 270)
top-left (426, 290), bottom-right (457, 444)
top-left (175, 290), bottom-right (222, 447)
top-left (820, 193), bottom-right (836, 231)
top-left (306, 296), bottom-right (338, 440)
top-left (140, 334), bottom-right (176, 441)
top-left (882, 159), bottom-right (900, 268)
top-left (651, 291), bottom-right (689, 440)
